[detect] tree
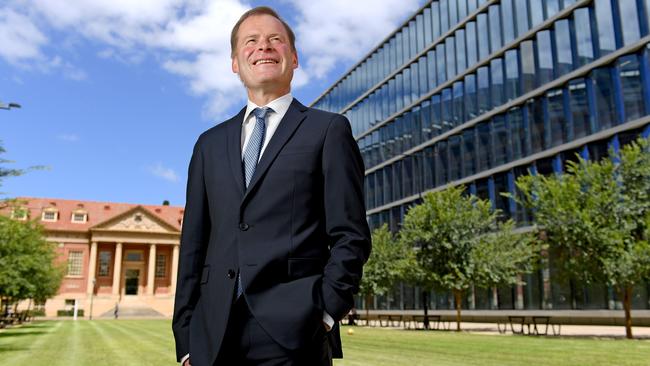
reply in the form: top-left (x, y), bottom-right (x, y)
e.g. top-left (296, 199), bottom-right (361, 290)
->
top-left (400, 185), bottom-right (536, 331)
top-left (515, 137), bottom-right (650, 339)
top-left (0, 215), bottom-right (64, 312)
top-left (359, 224), bottom-right (412, 321)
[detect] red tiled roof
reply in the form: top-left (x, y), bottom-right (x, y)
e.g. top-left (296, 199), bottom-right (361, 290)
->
top-left (2, 197), bottom-right (184, 232)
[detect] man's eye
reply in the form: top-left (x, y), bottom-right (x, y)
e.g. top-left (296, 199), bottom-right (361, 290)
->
top-left (246, 39), bottom-right (255, 45)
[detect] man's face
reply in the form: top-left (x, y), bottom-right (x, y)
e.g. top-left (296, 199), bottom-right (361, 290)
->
top-left (232, 14), bottom-right (298, 92)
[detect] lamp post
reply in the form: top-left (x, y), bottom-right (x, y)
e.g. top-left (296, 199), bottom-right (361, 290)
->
top-left (0, 101), bottom-right (21, 110)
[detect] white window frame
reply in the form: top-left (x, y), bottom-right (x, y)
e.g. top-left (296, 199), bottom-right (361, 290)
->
top-left (41, 209), bottom-right (58, 222)
top-left (71, 211), bottom-right (88, 223)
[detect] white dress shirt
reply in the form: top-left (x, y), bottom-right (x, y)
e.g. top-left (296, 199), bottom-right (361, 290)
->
top-left (180, 93), bottom-right (333, 365)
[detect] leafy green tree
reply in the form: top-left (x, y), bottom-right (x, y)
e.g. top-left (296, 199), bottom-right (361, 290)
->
top-left (400, 186), bottom-right (536, 331)
top-left (515, 137), bottom-right (650, 339)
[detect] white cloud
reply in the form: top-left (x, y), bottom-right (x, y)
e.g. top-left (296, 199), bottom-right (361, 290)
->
top-left (57, 133), bottom-right (80, 142)
top-left (149, 162), bottom-right (179, 183)
top-left (1, 1), bottom-right (424, 117)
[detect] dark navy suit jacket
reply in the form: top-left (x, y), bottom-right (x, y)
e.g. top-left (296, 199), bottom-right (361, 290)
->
top-left (172, 99), bottom-right (371, 366)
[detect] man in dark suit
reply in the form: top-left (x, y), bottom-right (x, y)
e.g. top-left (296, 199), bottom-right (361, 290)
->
top-left (172, 6), bottom-right (371, 366)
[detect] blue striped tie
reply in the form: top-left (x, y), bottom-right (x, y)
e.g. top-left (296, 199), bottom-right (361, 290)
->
top-left (237, 106), bottom-right (272, 299)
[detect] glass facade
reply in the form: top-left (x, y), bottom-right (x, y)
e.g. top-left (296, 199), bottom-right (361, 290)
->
top-left (312, 0), bottom-right (650, 311)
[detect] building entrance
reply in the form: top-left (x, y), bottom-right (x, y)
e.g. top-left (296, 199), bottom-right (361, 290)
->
top-left (125, 269), bottom-right (140, 295)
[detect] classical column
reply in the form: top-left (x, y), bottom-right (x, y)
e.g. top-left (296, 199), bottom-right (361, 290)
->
top-left (86, 242), bottom-right (98, 295)
top-left (112, 243), bottom-right (123, 296)
top-left (147, 244), bottom-right (157, 295)
top-left (171, 245), bottom-right (180, 295)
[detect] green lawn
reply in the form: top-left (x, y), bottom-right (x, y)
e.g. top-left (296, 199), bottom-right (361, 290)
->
top-left (0, 320), bottom-right (649, 365)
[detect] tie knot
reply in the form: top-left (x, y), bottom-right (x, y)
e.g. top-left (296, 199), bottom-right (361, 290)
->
top-left (252, 107), bottom-right (272, 120)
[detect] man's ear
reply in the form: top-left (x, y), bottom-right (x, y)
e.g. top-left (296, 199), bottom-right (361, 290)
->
top-left (292, 51), bottom-right (298, 70)
top-left (232, 56), bottom-right (239, 74)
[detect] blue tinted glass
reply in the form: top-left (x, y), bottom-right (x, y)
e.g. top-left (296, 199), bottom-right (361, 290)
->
top-left (456, 29), bottom-right (467, 72)
top-left (466, 21), bottom-right (478, 66)
top-left (595, 0), bottom-right (616, 55)
top-left (436, 141), bottom-right (448, 185)
top-left (409, 20), bottom-right (418, 59)
top-left (396, 74), bottom-right (404, 111)
top-left (505, 50), bottom-right (520, 101)
top-left (515, 0), bottom-right (529, 37)
top-left (436, 44), bottom-right (447, 83)
top-left (446, 37), bottom-right (456, 79)
top-left (411, 64), bottom-right (420, 101)
top-left (453, 81), bottom-right (464, 127)
top-left (421, 100), bottom-right (432, 140)
top-left (442, 88), bottom-right (453, 132)
top-left (529, 0), bottom-right (544, 26)
top-left (465, 74), bottom-right (478, 121)
top-left (493, 116), bottom-right (509, 165)
top-left (419, 58), bottom-right (428, 97)
top-left (547, 89), bottom-right (566, 147)
top-left (568, 79), bottom-right (592, 139)
top-left (501, 0), bottom-right (516, 44)
top-left (396, 31), bottom-right (404, 67)
top-left (381, 85), bottom-right (389, 120)
top-left (477, 13), bottom-right (490, 59)
top-left (478, 66), bottom-right (491, 113)
top-left (489, 5), bottom-right (503, 52)
top-left (403, 68), bottom-right (412, 107)
top-left (520, 40), bottom-right (536, 93)
top-left (440, 0), bottom-right (450, 32)
top-left (507, 107), bottom-right (526, 160)
top-left (491, 58), bottom-right (505, 107)
top-left (477, 122), bottom-right (492, 171)
top-left (459, 0), bottom-right (468, 19)
top-left (619, 55), bottom-right (645, 121)
top-left (427, 50), bottom-right (437, 90)
top-left (536, 31), bottom-right (554, 86)
top-left (573, 8), bottom-right (595, 67)
top-left (592, 67), bottom-right (617, 129)
top-left (388, 78), bottom-right (396, 115)
top-left (423, 146), bottom-right (435, 189)
top-left (468, 0), bottom-right (478, 12)
top-left (618, 0), bottom-right (641, 45)
top-left (449, 135), bottom-right (462, 181)
top-left (424, 9), bottom-right (433, 45)
top-left (528, 98), bottom-right (546, 153)
top-left (417, 14), bottom-right (425, 53)
top-left (545, 0), bottom-right (560, 18)
top-left (393, 161), bottom-right (402, 199)
top-left (449, 0), bottom-right (459, 26)
top-left (462, 129), bottom-right (476, 176)
top-left (554, 20), bottom-right (573, 77)
top-left (431, 2), bottom-right (441, 40)
top-left (389, 37), bottom-right (397, 72)
top-left (431, 95), bottom-right (442, 136)
top-left (403, 156), bottom-right (413, 197)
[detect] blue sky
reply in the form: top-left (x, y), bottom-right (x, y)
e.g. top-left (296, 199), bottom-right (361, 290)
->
top-left (0, 0), bottom-right (423, 206)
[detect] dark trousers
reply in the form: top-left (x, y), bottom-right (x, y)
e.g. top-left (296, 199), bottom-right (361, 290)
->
top-left (214, 298), bottom-right (332, 366)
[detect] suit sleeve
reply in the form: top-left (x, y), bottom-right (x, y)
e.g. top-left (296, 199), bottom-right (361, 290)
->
top-left (320, 114), bottom-right (372, 321)
top-left (172, 137), bottom-right (211, 362)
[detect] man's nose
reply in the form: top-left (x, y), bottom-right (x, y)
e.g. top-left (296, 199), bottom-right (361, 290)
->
top-left (258, 39), bottom-right (272, 50)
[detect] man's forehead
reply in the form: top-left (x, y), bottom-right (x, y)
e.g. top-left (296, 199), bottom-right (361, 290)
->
top-left (238, 14), bottom-right (288, 36)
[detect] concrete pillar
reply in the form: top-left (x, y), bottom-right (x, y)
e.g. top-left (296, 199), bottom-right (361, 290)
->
top-left (112, 243), bottom-right (123, 296)
top-left (147, 244), bottom-right (157, 295)
top-left (86, 242), bottom-right (98, 295)
top-left (171, 245), bottom-right (180, 295)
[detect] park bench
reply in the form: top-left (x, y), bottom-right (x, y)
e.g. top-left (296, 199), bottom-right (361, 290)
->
top-left (404, 315), bottom-right (450, 330)
top-left (378, 314), bottom-right (403, 327)
top-left (502, 316), bottom-right (561, 336)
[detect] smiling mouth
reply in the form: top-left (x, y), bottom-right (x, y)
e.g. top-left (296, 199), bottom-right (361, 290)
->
top-left (253, 59), bottom-right (279, 65)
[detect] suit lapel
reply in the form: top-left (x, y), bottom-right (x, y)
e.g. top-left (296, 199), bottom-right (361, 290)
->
top-left (242, 99), bottom-right (308, 204)
top-left (226, 107), bottom-right (247, 196)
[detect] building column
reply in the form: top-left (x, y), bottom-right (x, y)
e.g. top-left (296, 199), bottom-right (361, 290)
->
top-left (171, 245), bottom-right (180, 295)
top-left (86, 242), bottom-right (98, 295)
top-left (147, 244), bottom-right (157, 295)
top-left (112, 243), bottom-right (123, 296)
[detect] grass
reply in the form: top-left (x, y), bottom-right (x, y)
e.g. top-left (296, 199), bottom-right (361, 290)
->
top-left (0, 320), bottom-right (649, 365)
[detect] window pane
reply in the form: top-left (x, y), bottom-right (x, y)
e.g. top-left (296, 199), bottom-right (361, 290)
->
top-left (456, 29), bottom-right (467, 72)
top-left (554, 20), bottom-right (573, 77)
top-left (463, 128), bottom-right (476, 176)
top-left (453, 81), bottom-right (464, 127)
top-left (431, 2), bottom-right (441, 40)
top-left (424, 146), bottom-right (435, 189)
top-left (573, 8), bottom-right (595, 67)
top-left (449, 0), bottom-right (459, 26)
top-left (424, 7), bottom-right (433, 45)
top-left (436, 141), bottom-right (448, 186)
top-left (465, 73), bottom-right (478, 121)
top-left (410, 20), bottom-right (418, 59)
top-left (437, 44), bottom-right (447, 83)
top-left (491, 58), bottom-right (505, 107)
top-left (67, 251), bottom-right (83, 276)
top-left (508, 107), bottom-right (528, 160)
top-left (446, 36), bottom-right (456, 79)
top-left (477, 122), bottom-right (492, 171)
top-left (99, 251), bottom-right (111, 277)
top-left (440, 0), bottom-right (450, 32)
top-left (569, 79), bottom-right (592, 139)
top-left (493, 115), bottom-right (509, 165)
top-left (396, 74), bottom-right (404, 111)
top-left (403, 156), bottom-right (413, 197)
top-left (419, 58), bottom-right (428, 97)
top-left (545, 0), bottom-right (560, 18)
top-left (156, 254), bottom-right (167, 278)
top-left (595, 0), bottom-right (617, 55)
top-left (536, 31), bottom-right (554, 86)
top-left (547, 89), bottom-right (566, 147)
top-left (502, 0), bottom-right (516, 44)
top-left (529, 0), bottom-right (545, 27)
top-left (431, 95), bottom-right (443, 136)
top-left (427, 50), bottom-right (437, 90)
top-left (478, 66), bottom-right (491, 113)
top-left (403, 67), bottom-right (412, 106)
top-left (442, 88), bottom-right (453, 132)
top-left (417, 14), bottom-right (425, 53)
top-left (618, 0), bottom-right (641, 45)
top-left (592, 67), bottom-right (617, 130)
top-left (529, 98), bottom-right (546, 153)
top-left (520, 40), bottom-right (536, 93)
top-left (477, 13), bottom-right (490, 59)
top-left (619, 55), bottom-right (645, 122)
top-left (466, 21), bottom-right (478, 66)
top-left (505, 50), bottom-right (520, 101)
top-left (515, 0), bottom-right (530, 37)
top-left (449, 135), bottom-right (462, 181)
top-left (489, 5), bottom-right (503, 52)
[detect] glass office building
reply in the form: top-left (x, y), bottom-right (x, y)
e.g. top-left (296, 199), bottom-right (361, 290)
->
top-left (312, 0), bottom-right (650, 311)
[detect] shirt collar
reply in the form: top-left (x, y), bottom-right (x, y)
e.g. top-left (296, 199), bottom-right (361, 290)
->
top-left (243, 93), bottom-right (293, 124)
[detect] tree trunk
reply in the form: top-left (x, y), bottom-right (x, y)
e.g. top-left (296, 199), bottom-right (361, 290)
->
top-left (623, 286), bottom-right (633, 339)
top-left (422, 291), bottom-right (429, 329)
top-left (453, 289), bottom-right (463, 332)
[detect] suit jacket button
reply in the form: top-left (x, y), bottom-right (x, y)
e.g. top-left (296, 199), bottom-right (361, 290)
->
top-left (239, 223), bottom-right (249, 231)
top-left (227, 270), bottom-right (236, 279)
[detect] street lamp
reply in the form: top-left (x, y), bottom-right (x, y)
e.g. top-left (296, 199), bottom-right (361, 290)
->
top-left (0, 101), bottom-right (21, 110)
